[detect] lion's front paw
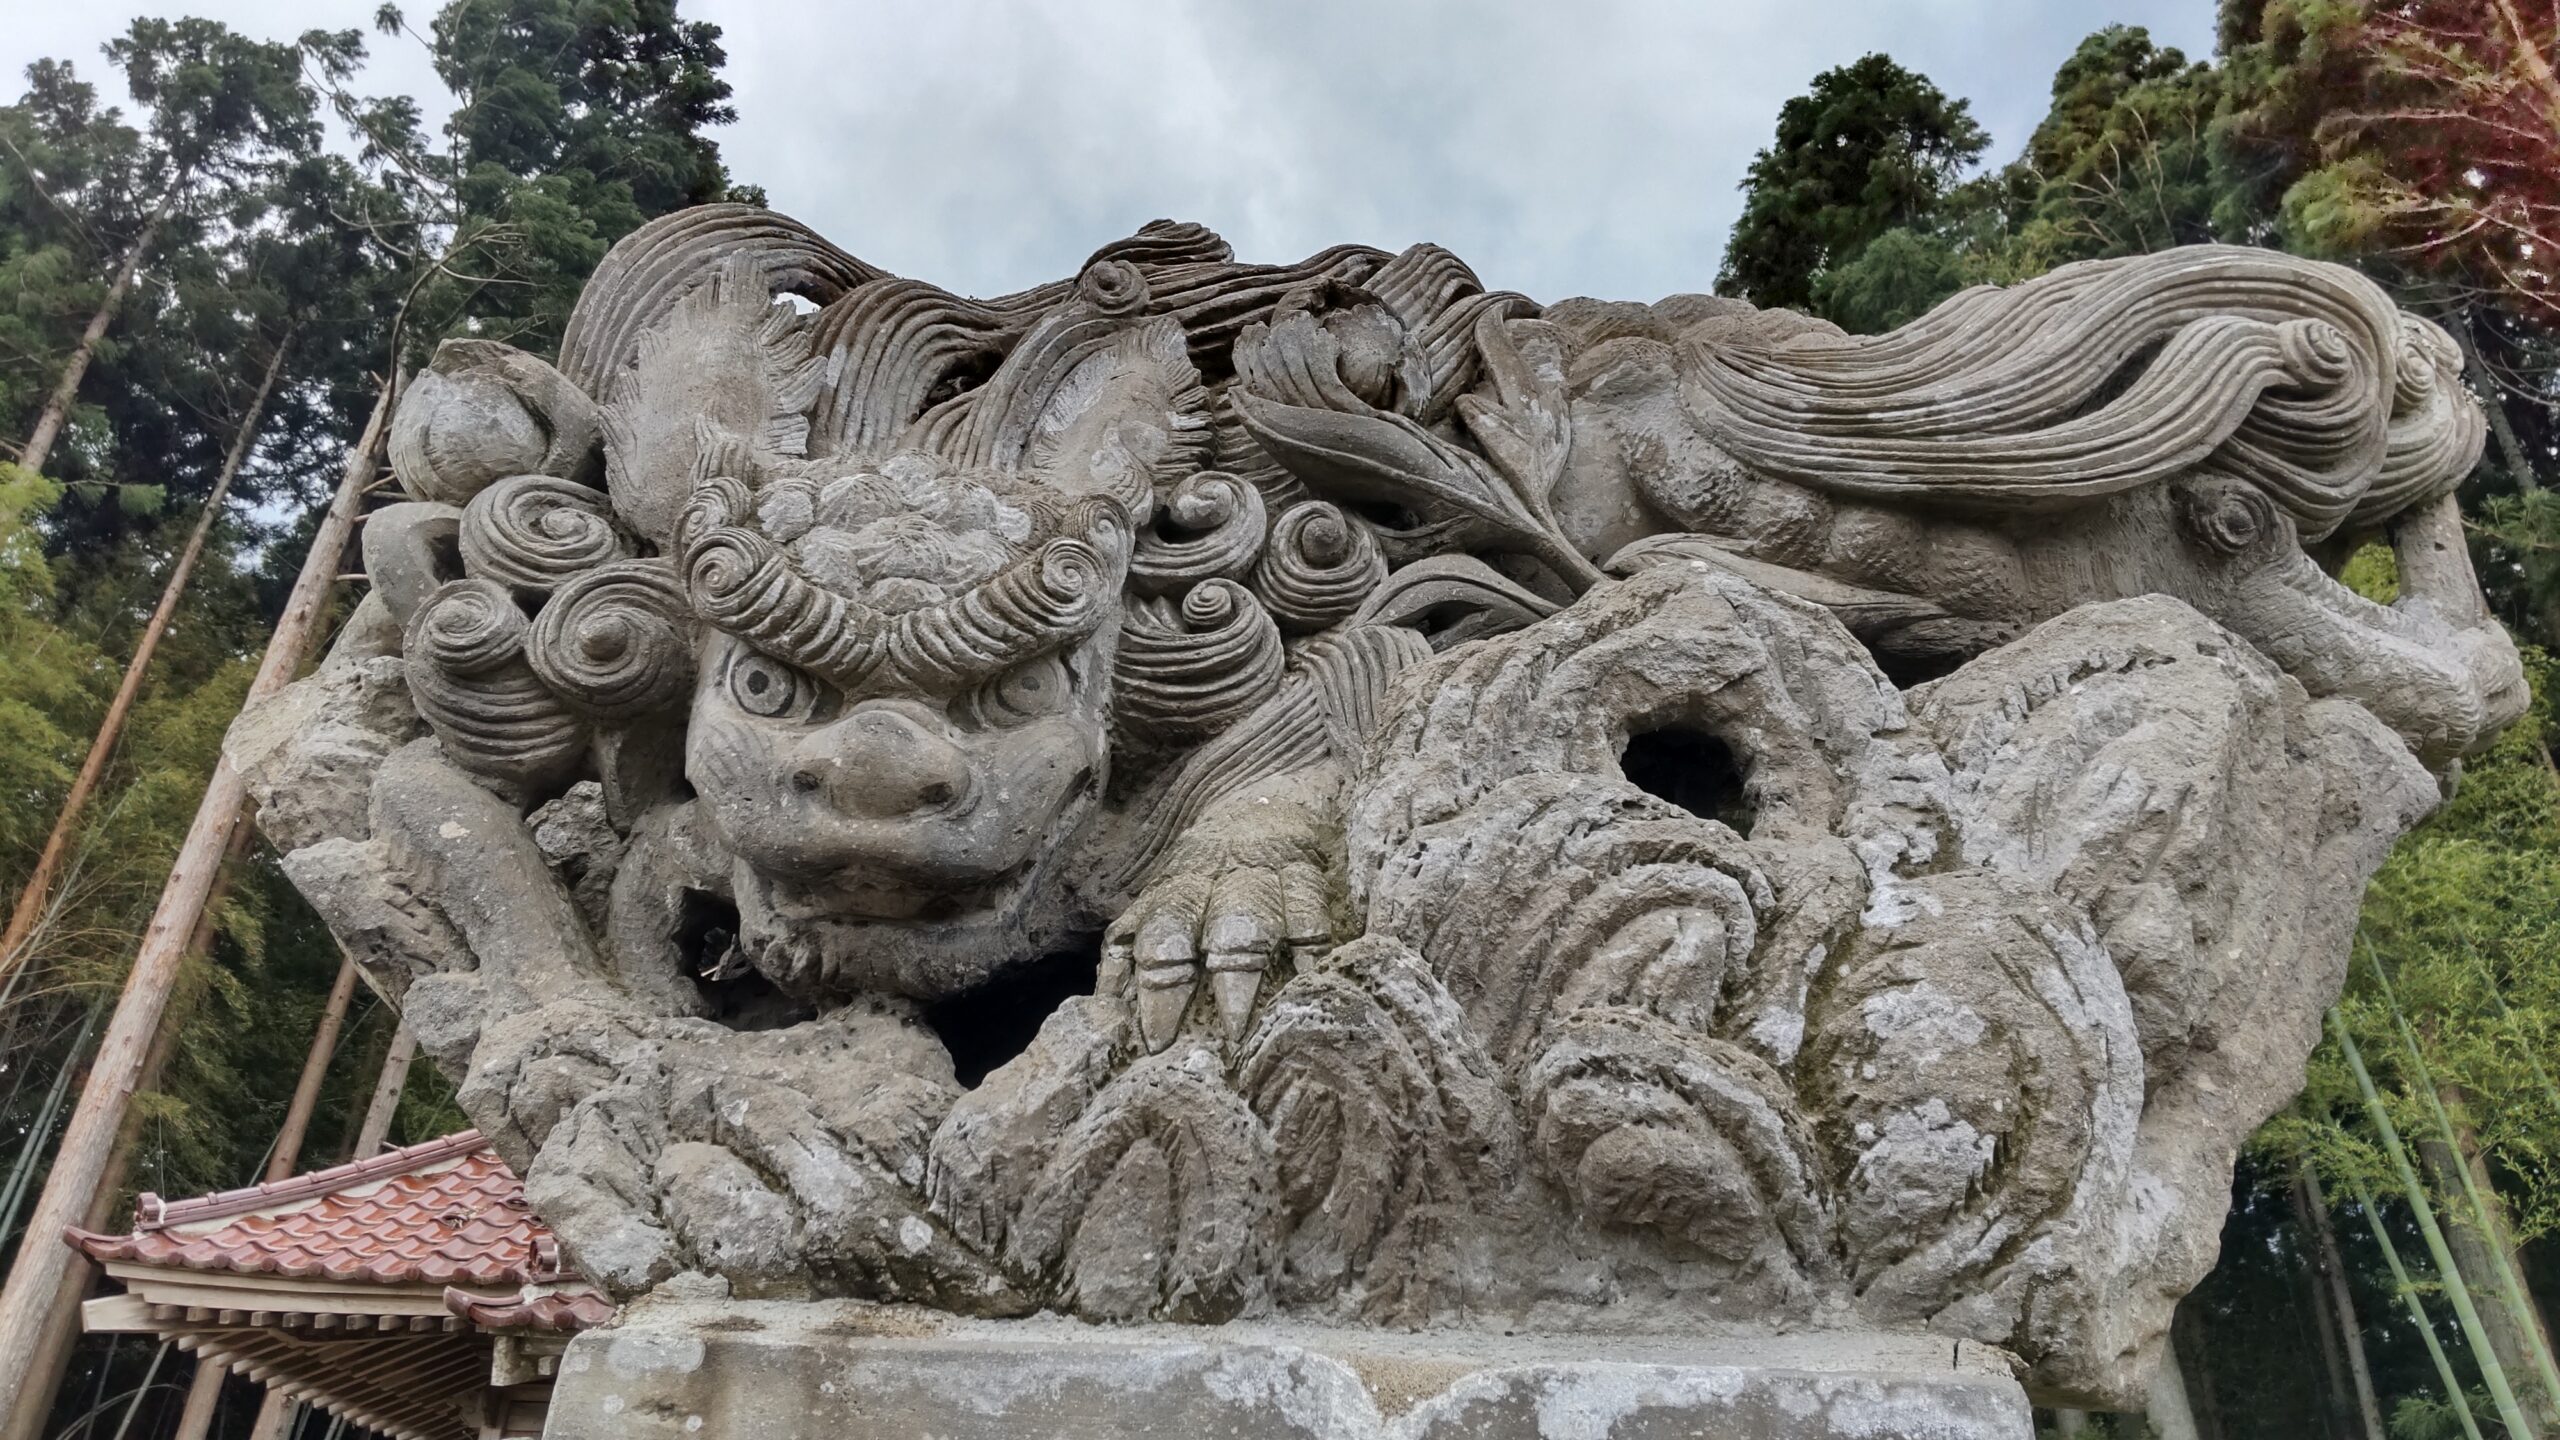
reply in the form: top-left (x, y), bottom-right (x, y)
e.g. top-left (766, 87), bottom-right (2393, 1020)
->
top-left (1105, 812), bottom-right (1343, 1053)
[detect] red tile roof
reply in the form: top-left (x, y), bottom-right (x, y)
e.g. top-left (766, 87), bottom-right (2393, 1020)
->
top-left (67, 1130), bottom-right (569, 1291)
top-left (444, 1284), bottom-right (617, 1334)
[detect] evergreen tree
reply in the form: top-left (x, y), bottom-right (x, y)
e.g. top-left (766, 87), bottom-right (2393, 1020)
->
top-left (371, 0), bottom-right (759, 357)
top-left (14, 20), bottom-right (326, 485)
top-left (1715, 53), bottom-right (1988, 314)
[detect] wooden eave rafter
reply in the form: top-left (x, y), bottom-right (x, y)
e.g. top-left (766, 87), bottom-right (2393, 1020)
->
top-left (82, 1268), bottom-right (491, 1440)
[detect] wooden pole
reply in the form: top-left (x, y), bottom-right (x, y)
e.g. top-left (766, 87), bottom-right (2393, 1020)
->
top-left (353, 1027), bottom-right (417, 1161)
top-left (4, 816), bottom-right (254, 1440)
top-left (246, 1386), bottom-right (297, 1440)
top-left (2146, 1340), bottom-right (2205, 1440)
top-left (166, 1360), bottom-right (222, 1440)
top-left (0, 333), bottom-right (291, 985)
top-left (0, 378), bottom-right (393, 1414)
top-left (231, 954), bottom-right (369, 1440)
top-left (265, 958), bottom-right (359, 1185)
top-left (15, 195), bottom-right (175, 480)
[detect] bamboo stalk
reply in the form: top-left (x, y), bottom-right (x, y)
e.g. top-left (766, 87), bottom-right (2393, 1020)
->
top-left (2348, 1167), bottom-right (2488, 1440)
top-left (0, 332), bottom-right (293, 986)
top-left (0, 376), bottom-right (395, 1410)
top-left (105, 1340), bottom-right (168, 1440)
top-left (0, 1006), bottom-right (99, 1249)
top-left (2332, 1008), bottom-right (2540, 1438)
top-left (2461, 933), bottom-right (2560, 1116)
top-left (2366, 943), bottom-right (2560, 1409)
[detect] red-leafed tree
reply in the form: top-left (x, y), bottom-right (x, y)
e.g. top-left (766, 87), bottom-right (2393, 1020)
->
top-left (2302, 0), bottom-right (2560, 314)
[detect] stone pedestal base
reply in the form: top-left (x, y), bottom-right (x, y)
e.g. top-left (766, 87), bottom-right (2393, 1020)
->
top-left (543, 1301), bottom-right (2033, 1439)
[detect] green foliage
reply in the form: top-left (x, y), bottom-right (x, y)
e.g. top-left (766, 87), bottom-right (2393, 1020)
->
top-left (2391, 1390), bottom-right (2498, 1440)
top-left (1716, 53), bottom-right (1988, 313)
top-left (1808, 226), bottom-right (1976, 335)
top-left (2006, 27), bottom-right (2226, 269)
top-left (363, 0), bottom-right (752, 357)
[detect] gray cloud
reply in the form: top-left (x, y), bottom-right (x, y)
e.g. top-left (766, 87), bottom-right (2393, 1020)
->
top-left (7, 0), bottom-right (2218, 300)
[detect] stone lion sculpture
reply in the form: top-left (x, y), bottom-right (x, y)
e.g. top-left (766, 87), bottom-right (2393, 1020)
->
top-left (228, 205), bottom-right (2522, 1408)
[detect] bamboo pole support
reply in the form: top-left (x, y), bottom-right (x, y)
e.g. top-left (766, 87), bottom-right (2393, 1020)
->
top-left (0, 378), bottom-right (394, 1414)
top-left (353, 1027), bottom-right (417, 1161)
top-left (0, 332), bottom-right (292, 985)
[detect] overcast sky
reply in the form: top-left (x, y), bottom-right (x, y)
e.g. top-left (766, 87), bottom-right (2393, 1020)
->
top-left (2, 0), bottom-right (2219, 302)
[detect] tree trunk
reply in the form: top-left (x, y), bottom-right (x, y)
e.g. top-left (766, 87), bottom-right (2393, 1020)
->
top-left (2291, 1169), bottom-right (2362, 1440)
top-left (0, 329), bottom-right (292, 984)
top-left (2299, 1168), bottom-right (2390, 1440)
top-left (2, 819), bottom-right (252, 1440)
top-left (353, 1027), bottom-right (418, 1161)
top-left (2457, 310), bottom-right (2540, 491)
top-left (15, 194), bottom-right (175, 479)
top-left (0, 378), bottom-right (393, 1416)
top-left (2147, 1345), bottom-right (2206, 1440)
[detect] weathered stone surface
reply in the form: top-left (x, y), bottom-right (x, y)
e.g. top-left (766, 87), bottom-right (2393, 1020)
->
top-left (225, 204), bottom-right (2520, 1413)
top-left (545, 1302), bottom-right (2034, 1440)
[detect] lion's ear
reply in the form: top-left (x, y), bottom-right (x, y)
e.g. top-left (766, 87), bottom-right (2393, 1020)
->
top-left (598, 252), bottom-right (826, 544)
top-left (561, 206), bottom-right (875, 544)
top-left (921, 264), bottom-right (1211, 524)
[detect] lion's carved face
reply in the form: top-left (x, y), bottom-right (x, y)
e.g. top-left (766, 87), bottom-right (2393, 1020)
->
top-left (678, 455), bottom-right (1123, 999)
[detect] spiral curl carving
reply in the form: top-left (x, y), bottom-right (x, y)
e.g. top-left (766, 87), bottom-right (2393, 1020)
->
top-left (1079, 258), bottom-right (1150, 319)
top-left (1253, 500), bottom-right (1387, 633)
top-left (1131, 471), bottom-right (1267, 595)
top-left (460, 475), bottom-right (635, 597)
top-left (1115, 578), bottom-right (1286, 744)
top-left (405, 577), bottom-right (587, 797)
top-left (2278, 319), bottom-right (2352, 387)
top-left (528, 560), bottom-right (697, 720)
top-left (2174, 475), bottom-right (2281, 557)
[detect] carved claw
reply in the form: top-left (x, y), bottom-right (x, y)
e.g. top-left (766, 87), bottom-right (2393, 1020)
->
top-left (1110, 864), bottom-right (1345, 1053)
top-left (1136, 966), bottom-right (1196, 1054)
top-left (1134, 901), bottom-right (1204, 1053)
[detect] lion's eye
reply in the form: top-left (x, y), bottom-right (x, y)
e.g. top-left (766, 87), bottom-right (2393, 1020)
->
top-left (729, 653), bottom-right (812, 719)
top-left (963, 656), bottom-right (1071, 727)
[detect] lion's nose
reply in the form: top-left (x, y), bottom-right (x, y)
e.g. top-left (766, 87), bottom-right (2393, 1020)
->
top-left (794, 703), bottom-right (972, 818)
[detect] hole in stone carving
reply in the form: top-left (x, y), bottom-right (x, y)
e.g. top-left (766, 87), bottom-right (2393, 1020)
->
top-left (1350, 499), bottom-right (1423, 534)
top-left (924, 935), bottom-right (1102, 1088)
top-left (1620, 725), bottom-right (1754, 835)
top-left (677, 889), bottom-right (808, 1030)
top-left (1874, 646), bottom-right (1971, 689)
top-left (923, 350), bottom-right (1001, 408)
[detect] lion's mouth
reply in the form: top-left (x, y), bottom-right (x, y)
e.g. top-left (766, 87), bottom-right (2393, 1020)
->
top-left (2257, 494), bottom-right (2527, 764)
